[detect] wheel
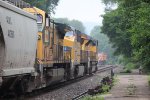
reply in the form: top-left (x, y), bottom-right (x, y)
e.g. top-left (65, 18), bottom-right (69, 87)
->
top-left (74, 66), bottom-right (79, 78)
top-left (15, 78), bottom-right (28, 96)
top-left (84, 64), bottom-right (88, 75)
top-left (89, 66), bottom-right (92, 75)
top-left (64, 70), bottom-right (71, 81)
top-left (64, 64), bottom-right (71, 81)
top-left (94, 65), bottom-right (98, 73)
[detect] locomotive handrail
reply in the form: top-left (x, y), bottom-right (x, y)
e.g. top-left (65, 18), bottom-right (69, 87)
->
top-left (2, 0), bottom-right (31, 9)
top-left (52, 44), bottom-right (71, 63)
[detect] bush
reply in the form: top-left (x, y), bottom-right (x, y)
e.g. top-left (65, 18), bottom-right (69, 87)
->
top-left (81, 95), bottom-right (104, 100)
top-left (120, 68), bottom-right (132, 73)
top-left (112, 75), bottom-right (118, 86)
top-left (82, 77), bottom-right (116, 100)
top-left (125, 62), bottom-right (136, 70)
top-left (148, 75), bottom-right (150, 86)
top-left (102, 84), bottom-right (110, 93)
top-left (124, 69), bottom-right (132, 73)
top-left (120, 62), bottom-right (136, 73)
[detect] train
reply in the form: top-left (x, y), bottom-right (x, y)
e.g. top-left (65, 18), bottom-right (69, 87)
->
top-left (98, 53), bottom-right (107, 65)
top-left (0, 0), bottom-right (98, 96)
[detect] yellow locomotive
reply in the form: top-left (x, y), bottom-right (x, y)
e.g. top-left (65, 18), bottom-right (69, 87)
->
top-left (24, 7), bottom-right (98, 88)
top-left (0, 0), bottom-right (98, 95)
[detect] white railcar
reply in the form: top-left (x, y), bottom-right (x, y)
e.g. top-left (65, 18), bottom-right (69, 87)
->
top-left (0, 0), bottom-right (38, 94)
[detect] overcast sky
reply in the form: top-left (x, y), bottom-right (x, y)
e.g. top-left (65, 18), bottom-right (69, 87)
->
top-left (52, 0), bottom-right (105, 33)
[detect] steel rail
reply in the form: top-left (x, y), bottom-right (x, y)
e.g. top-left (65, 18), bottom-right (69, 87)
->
top-left (72, 65), bottom-right (116, 100)
top-left (13, 65), bottom-right (116, 100)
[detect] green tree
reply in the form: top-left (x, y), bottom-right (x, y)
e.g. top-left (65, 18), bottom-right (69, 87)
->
top-left (53, 18), bottom-right (69, 24)
top-left (101, 8), bottom-right (133, 57)
top-left (130, 2), bottom-right (150, 68)
top-left (101, 0), bottom-right (150, 69)
top-left (69, 20), bottom-right (85, 33)
top-left (23, 0), bottom-right (59, 14)
top-left (90, 26), bottom-right (117, 64)
top-left (54, 18), bottom-right (85, 32)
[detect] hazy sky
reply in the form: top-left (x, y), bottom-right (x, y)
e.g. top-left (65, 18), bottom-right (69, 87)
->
top-left (52, 0), bottom-right (105, 33)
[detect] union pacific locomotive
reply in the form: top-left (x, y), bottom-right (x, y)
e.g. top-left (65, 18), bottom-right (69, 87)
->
top-left (0, 0), bottom-right (98, 95)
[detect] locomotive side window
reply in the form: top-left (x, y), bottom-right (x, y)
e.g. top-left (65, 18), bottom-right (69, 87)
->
top-left (37, 14), bottom-right (43, 24)
top-left (37, 14), bottom-right (43, 32)
top-left (44, 29), bottom-right (50, 44)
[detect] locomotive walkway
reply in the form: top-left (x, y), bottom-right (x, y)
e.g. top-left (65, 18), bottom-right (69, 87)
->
top-left (104, 70), bottom-right (150, 100)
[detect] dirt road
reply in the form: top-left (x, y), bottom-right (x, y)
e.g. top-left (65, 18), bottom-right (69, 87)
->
top-left (104, 70), bottom-right (150, 100)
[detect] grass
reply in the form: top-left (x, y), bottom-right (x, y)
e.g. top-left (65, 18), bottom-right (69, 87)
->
top-left (148, 75), bottom-right (150, 86)
top-left (125, 63), bottom-right (136, 70)
top-left (120, 67), bottom-right (132, 73)
top-left (102, 84), bottom-right (110, 94)
top-left (81, 84), bottom-right (110, 100)
top-left (126, 83), bottom-right (136, 95)
top-left (124, 69), bottom-right (132, 73)
top-left (81, 95), bottom-right (104, 100)
top-left (120, 62), bottom-right (137, 73)
top-left (112, 75), bottom-right (119, 86)
top-left (82, 76), bottom-right (119, 100)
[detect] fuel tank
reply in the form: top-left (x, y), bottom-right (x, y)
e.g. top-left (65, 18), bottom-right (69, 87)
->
top-left (0, 1), bottom-right (38, 77)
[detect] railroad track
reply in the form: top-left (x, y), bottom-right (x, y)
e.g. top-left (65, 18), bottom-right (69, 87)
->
top-left (1, 65), bottom-right (116, 100)
top-left (72, 91), bottom-right (88, 100)
top-left (25, 65), bottom-right (116, 100)
top-left (97, 65), bottom-right (114, 72)
top-left (72, 65), bottom-right (117, 100)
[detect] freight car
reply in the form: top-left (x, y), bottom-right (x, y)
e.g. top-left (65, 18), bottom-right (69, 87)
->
top-left (0, 0), bottom-right (38, 95)
top-left (0, 0), bottom-right (98, 96)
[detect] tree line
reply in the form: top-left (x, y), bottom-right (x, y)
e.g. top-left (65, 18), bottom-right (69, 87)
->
top-left (23, 0), bottom-right (59, 14)
top-left (22, 0), bottom-right (150, 68)
top-left (22, 0), bottom-right (85, 32)
top-left (90, 26), bottom-right (118, 64)
top-left (101, 0), bottom-right (150, 70)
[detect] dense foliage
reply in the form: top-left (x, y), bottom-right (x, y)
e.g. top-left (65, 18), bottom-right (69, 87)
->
top-left (23, 0), bottom-right (59, 14)
top-left (54, 18), bottom-right (85, 33)
top-left (90, 26), bottom-right (118, 64)
top-left (101, 0), bottom-right (150, 69)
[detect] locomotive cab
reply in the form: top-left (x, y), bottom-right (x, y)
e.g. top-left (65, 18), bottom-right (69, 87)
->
top-left (64, 29), bottom-right (85, 78)
top-left (24, 7), bottom-right (74, 86)
top-left (88, 39), bottom-right (98, 73)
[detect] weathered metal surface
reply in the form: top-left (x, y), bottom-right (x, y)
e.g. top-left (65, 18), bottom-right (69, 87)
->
top-left (0, 1), bottom-right (38, 76)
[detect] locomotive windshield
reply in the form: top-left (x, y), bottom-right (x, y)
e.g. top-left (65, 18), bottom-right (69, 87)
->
top-left (65, 31), bottom-right (74, 37)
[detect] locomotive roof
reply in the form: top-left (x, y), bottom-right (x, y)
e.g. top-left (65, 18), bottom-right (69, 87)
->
top-left (3, 0), bottom-right (31, 8)
top-left (0, 0), bottom-right (36, 20)
top-left (51, 19), bottom-right (97, 43)
top-left (53, 22), bottom-right (72, 38)
top-left (76, 30), bottom-right (97, 42)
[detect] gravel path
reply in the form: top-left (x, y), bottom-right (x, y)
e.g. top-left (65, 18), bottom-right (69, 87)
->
top-left (104, 70), bottom-right (150, 100)
top-left (27, 68), bottom-right (114, 100)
